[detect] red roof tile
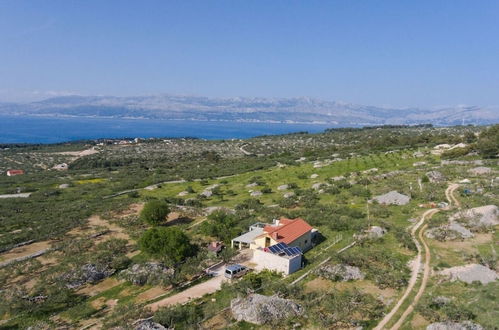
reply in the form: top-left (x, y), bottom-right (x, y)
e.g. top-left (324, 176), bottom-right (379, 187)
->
top-left (263, 218), bottom-right (312, 245)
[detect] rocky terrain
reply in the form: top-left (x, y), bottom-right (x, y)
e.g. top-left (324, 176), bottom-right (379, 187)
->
top-left (230, 294), bottom-right (303, 325)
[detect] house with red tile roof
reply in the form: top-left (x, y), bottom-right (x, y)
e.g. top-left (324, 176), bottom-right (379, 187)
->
top-left (250, 218), bottom-right (313, 252)
top-left (6, 169), bottom-right (25, 176)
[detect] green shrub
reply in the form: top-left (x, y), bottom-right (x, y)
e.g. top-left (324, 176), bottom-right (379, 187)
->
top-left (139, 227), bottom-right (197, 265)
top-left (140, 200), bottom-right (169, 225)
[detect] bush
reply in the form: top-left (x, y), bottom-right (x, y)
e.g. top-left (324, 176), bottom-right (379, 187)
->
top-left (140, 200), bottom-right (169, 225)
top-left (139, 227), bottom-right (197, 265)
top-left (199, 211), bottom-right (242, 243)
top-left (127, 191), bottom-right (140, 198)
top-left (476, 124), bottom-right (499, 158)
top-left (154, 304), bottom-right (203, 330)
top-left (261, 187), bottom-right (272, 194)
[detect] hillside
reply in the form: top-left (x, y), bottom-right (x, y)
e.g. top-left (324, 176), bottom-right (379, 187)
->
top-left (0, 125), bottom-right (497, 329)
top-left (1, 95), bottom-right (498, 126)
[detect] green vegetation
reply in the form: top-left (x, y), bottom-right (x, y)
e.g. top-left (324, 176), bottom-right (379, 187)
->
top-left (0, 124), bottom-right (497, 329)
top-left (140, 199), bottom-right (170, 225)
top-left (139, 227), bottom-right (197, 264)
top-left (476, 124), bottom-right (499, 158)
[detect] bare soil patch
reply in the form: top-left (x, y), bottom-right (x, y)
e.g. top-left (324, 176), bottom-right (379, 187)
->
top-left (135, 286), bottom-right (170, 303)
top-left (114, 203), bottom-right (144, 218)
top-left (202, 309), bottom-right (233, 329)
top-left (78, 277), bottom-right (122, 296)
top-left (67, 215), bottom-right (131, 242)
top-left (357, 280), bottom-right (397, 300)
top-left (304, 277), bottom-right (334, 293)
top-left (0, 240), bottom-right (54, 263)
top-left (90, 297), bottom-right (107, 309)
top-left (411, 313), bottom-right (430, 329)
top-left (432, 233), bottom-right (492, 255)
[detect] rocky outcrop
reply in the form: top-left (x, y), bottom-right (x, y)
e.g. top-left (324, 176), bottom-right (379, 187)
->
top-left (231, 294), bottom-right (303, 325)
top-left (441, 160), bottom-right (483, 166)
top-left (438, 264), bottom-right (498, 284)
top-left (427, 321), bottom-right (483, 330)
top-left (312, 182), bottom-right (329, 190)
top-left (468, 167), bottom-right (492, 175)
top-left (366, 226), bottom-right (387, 238)
top-left (426, 171), bottom-right (446, 183)
top-left (450, 205), bottom-right (499, 228)
top-left (119, 262), bottom-right (173, 286)
top-left (200, 190), bottom-right (213, 198)
top-left (134, 319), bottom-right (167, 330)
top-left (63, 264), bottom-right (115, 289)
top-left (426, 222), bottom-right (474, 241)
top-left (372, 170), bottom-right (403, 180)
top-left (372, 191), bottom-right (411, 205)
top-left (315, 264), bottom-right (364, 281)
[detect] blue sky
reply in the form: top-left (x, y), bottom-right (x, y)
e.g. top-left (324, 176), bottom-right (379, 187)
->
top-left (1, 1), bottom-right (498, 107)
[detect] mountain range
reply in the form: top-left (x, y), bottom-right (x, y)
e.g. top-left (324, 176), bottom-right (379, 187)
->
top-left (1, 95), bottom-right (497, 126)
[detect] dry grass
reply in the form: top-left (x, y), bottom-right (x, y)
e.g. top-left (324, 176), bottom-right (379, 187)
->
top-left (0, 240), bottom-right (54, 263)
top-left (410, 313), bottom-right (430, 329)
top-left (202, 309), bottom-right (233, 329)
top-left (431, 233), bottom-right (492, 254)
top-left (135, 286), bottom-right (171, 303)
top-left (78, 278), bottom-right (123, 297)
top-left (304, 277), bottom-right (334, 293)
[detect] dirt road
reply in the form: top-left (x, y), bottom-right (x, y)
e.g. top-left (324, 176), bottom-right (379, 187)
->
top-left (373, 208), bottom-right (438, 330)
top-left (445, 183), bottom-right (461, 208)
top-left (375, 183), bottom-right (460, 329)
top-left (390, 222), bottom-right (432, 329)
top-left (148, 263), bottom-right (227, 311)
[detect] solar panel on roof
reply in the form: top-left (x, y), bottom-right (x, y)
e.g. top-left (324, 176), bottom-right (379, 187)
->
top-left (268, 245), bottom-right (279, 253)
top-left (282, 248), bottom-right (294, 256)
top-left (268, 242), bottom-right (288, 254)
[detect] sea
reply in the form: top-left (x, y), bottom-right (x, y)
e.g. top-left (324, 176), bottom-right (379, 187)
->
top-left (0, 116), bottom-right (336, 144)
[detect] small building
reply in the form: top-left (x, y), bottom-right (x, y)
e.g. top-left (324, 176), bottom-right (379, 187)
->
top-left (232, 218), bottom-right (314, 253)
top-left (207, 241), bottom-right (224, 256)
top-left (7, 169), bottom-right (24, 176)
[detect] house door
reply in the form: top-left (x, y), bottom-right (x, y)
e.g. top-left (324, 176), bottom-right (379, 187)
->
top-left (265, 237), bottom-right (271, 247)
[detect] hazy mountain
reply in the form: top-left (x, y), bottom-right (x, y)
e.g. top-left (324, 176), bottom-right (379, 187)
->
top-left (0, 95), bottom-right (497, 126)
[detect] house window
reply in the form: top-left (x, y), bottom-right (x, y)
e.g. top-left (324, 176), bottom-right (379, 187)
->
top-left (265, 237), bottom-right (271, 247)
top-left (305, 240), bottom-right (308, 244)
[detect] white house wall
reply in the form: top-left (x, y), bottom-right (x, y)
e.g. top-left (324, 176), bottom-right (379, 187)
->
top-left (252, 249), bottom-right (302, 275)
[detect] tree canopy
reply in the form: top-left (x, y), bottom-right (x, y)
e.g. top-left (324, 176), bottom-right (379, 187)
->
top-left (476, 124), bottom-right (499, 158)
top-left (139, 227), bottom-right (196, 264)
top-left (140, 200), bottom-right (170, 225)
